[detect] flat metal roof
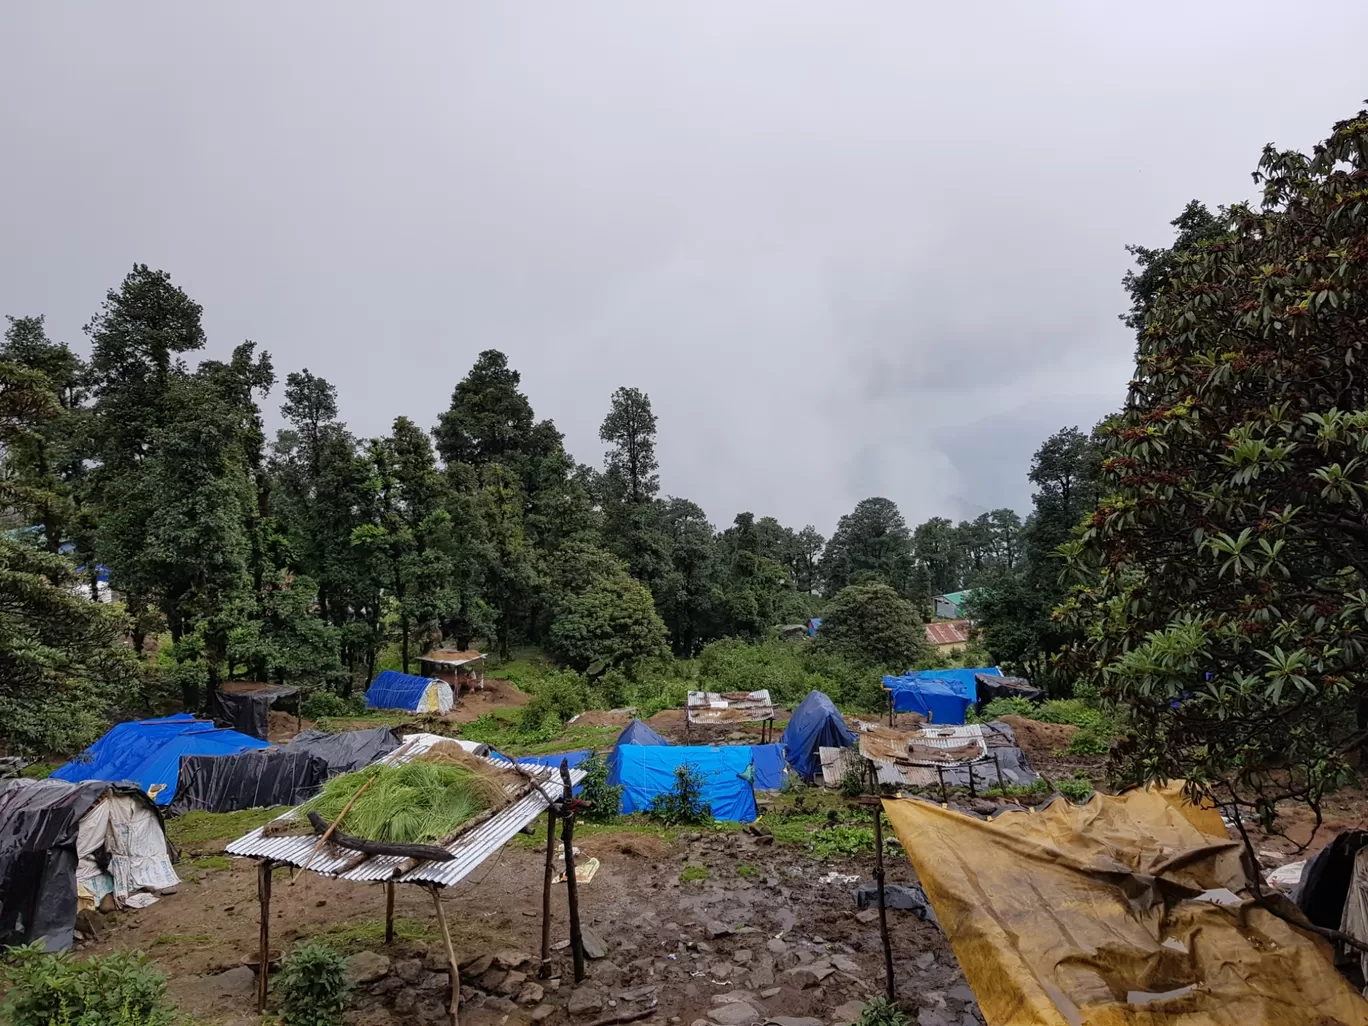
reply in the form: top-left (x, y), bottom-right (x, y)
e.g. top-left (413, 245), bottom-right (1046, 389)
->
top-left (685, 690), bottom-right (775, 724)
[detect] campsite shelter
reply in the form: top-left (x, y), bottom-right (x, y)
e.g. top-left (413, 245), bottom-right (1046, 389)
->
top-left (782, 690), bottom-right (856, 782)
top-left (883, 668), bottom-right (1002, 724)
top-left (364, 670), bottom-right (454, 714)
top-left (51, 714), bottom-right (272, 806)
top-left (209, 681), bottom-right (300, 740)
top-left (0, 778), bottom-right (178, 950)
top-left (605, 718), bottom-right (671, 785)
top-left (613, 743), bottom-right (758, 821)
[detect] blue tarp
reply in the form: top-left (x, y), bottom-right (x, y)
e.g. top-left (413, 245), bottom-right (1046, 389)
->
top-left (51, 714), bottom-right (270, 805)
top-left (781, 691), bottom-right (856, 782)
top-left (749, 743), bottom-right (787, 790)
top-left (807, 618), bottom-right (824, 637)
top-left (606, 719), bottom-right (671, 785)
top-left (884, 674), bottom-right (974, 723)
top-left (614, 744), bottom-right (757, 822)
top-left (365, 670), bottom-right (439, 711)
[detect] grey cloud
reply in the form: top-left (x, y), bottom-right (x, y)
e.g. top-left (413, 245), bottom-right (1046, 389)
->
top-left (3, 1), bottom-right (1366, 534)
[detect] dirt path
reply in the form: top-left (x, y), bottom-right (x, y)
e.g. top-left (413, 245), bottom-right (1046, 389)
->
top-left (88, 825), bottom-right (974, 1026)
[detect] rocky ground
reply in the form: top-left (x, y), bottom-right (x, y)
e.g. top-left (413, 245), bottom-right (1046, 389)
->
top-left (84, 813), bottom-right (983, 1026)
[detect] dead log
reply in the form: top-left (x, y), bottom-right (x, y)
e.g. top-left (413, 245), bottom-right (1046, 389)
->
top-left (305, 811), bottom-right (456, 862)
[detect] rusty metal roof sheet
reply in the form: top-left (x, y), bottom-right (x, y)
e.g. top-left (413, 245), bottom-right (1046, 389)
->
top-left (925, 620), bottom-right (971, 646)
top-left (225, 747), bottom-right (583, 889)
top-left (685, 690), bottom-right (775, 724)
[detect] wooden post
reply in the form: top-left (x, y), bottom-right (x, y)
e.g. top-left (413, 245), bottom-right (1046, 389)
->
top-left (871, 806), bottom-right (895, 1002)
top-left (559, 759), bottom-right (586, 983)
top-left (967, 762), bottom-right (977, 799)
top-left (428, 884), bottom-right (460, 1026)
top-left (384, 881), bottom-right (396, 945)
top-left (257, 860), bottom-right (273, 1012)
top-left (994, 753), bottom-right (1005, 793)
top-left (540, 804), bottom-right (558, 978)
top-left (936, 764), bottom-right (947, 804)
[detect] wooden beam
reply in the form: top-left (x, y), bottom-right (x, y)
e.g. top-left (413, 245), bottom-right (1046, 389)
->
top-left (540, 804), bottom-right (557, 978)
top-left (559, 759), bottom-right (586, 983)
top-left (428, 884), bottom-right (460, 1026)
top-left (871, 806), bottom-right (895, 1002)
top-left (257, 860), bottom-right (273, 1012)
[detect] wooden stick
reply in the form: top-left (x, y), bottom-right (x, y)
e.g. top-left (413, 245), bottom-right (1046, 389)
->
top-left (540, 804), bottom-right (558, 978)
top-left (428, 884), bottom-right (460, 1026)
top-left (257, 860), bottom-right (273, 1012)
top-left (304, 811), bottom-right (455, 861)
top-left (559, 759), bottom-right (586, 983)
top-left (871, 806), bottom-right (895, 1002)
top-left (294, 774), bottom-right (375, 882)
top-left (583, 1006), bottom-right (657, 1026)
top-left (384, 881), bottom-right (395, 945)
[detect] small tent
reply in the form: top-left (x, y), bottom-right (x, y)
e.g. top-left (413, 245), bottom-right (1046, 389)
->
top-left (782, 691), bottom-right (855, 783)
top-left (51, 714), bottom-right (272, 806)
top-left (364, 670), bottom-right (454, 714)
top-left (614, 744), bottom-right (758, 821)
top-left (606, 718), bottom-right (671, 785)
top-left (168, 749), bottom-right (330, 815)
top-left (0, 778), bottom-right (178, 950)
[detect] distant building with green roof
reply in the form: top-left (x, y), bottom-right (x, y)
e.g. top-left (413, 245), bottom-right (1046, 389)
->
top-left (933, 590), bottom-right (974, 619)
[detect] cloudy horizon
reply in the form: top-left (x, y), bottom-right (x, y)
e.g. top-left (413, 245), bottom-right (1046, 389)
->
top-left (3, 3), bottom-right (1366, 536)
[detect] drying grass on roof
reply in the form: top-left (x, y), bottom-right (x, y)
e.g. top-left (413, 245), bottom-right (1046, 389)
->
top-left (300, 745), bottom-right (522, 845)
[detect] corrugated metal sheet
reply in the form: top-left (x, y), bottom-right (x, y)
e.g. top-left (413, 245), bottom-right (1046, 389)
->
top-left (925, 620), bottom-right (970, 646)
top-left (225, 746), bottom-right (584, 889)
top-left (685, 689), bottom-right (775, 724)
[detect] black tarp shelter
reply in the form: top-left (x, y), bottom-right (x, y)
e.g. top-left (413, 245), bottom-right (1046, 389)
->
top-left (168, 750), bottom-right (330, 816)
top-left (210, 682), bottom-right (300, 740)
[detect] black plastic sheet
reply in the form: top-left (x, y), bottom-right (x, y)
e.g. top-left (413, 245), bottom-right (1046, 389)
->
top-left (1294, 828), bottom-right (1368, 929)
top-left (0, 779), bottom-right (161, 951)
top-left (168, 749), bottom-right (329, 815)
top-left (852, 880), bottom-right (936, 921)
top-left (286, 726), bottom-right (402, 775)
top-left (975, 673), bottom-right (1045, 706)
top-left (209, 684), bottom-right (298, 740)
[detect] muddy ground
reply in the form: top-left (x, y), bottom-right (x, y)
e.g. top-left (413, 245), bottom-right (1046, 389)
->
top-left (86, 814), bottom-right (977, 1026)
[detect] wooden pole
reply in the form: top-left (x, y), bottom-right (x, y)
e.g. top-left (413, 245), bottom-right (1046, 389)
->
top-left (994, 753), bottom-right (1005, 793)
top-left (384, 881), bottom-right (395, 945)
top-left (936, 764), bottom-right (947, 804)
top-left (428, 884), bottom-right (460, 1026)
top-left (871, 807), bottom-right (895, 1002)
top-left (559, 759), bottom-right (586, 983)
top-left (967, 762), bottom-right (977, 799)
top-left (257, 860), bottom-right (273, 1012)
top-left (540, 804), bottom-right (558, 978)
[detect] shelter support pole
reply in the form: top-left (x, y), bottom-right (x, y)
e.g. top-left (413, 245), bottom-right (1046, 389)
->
top-left (994, 753), bottom-right (1005, 793)
top-left (871, 806), bottom-right (895, 1002)
top-left (967, 763), bottom-right (976, 799)
top-left (540, 804), bottom-right (558, 978)
top-left (257, 860), bottom-right (274, 1012)
top-left (385, 881), bottom-right (395, 945)
top-left (560, 759), bottom-right (586, 983)
top-left (428, 884), bottom-right (460, 1026)
top-left (936, 764), bottom-right (947, 804)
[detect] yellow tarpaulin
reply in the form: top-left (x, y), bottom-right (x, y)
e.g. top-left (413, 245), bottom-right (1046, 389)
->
top-left (883, 787), bottom-right (1368, 1025)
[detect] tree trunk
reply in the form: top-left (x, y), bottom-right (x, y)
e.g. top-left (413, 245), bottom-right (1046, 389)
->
top-left (401, 611), bottom-right (410, 674)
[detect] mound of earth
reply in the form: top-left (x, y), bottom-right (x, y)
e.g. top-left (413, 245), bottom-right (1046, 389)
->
top-left (569, 708), bottom-right (632, 728)
top-left (999, 715), bottom-right (1077, 759)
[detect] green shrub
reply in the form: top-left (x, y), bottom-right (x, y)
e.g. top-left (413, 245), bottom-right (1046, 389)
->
top-left (810, 824), bottom-right (899, 860)
top-left (646, 763), bottom-right (712, 826)
top-left (0, 944), bottom-right (174, 1026)
top-left (301, 690), bottom-right (364, 719)
top-left (855, 996), bottom-right (912, 1026)
top-left (1056, 777), bottom-right (1094, 802)
top-left (978, 696), bottom-right (1038, 720)
top-left (839, 761), bottom-right (867, 798)
top-left (578, 750), bottom-right (622, 822)
top-left (1066, 728), bottom-right (1112, 756)
top-left (518, 670), bottom-right (589, 734)
top-left (277, 940), bottom-right (353, 1026)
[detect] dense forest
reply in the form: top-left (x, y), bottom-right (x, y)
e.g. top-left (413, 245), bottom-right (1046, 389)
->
top-left (3, 105), bottom-right (1368, 835)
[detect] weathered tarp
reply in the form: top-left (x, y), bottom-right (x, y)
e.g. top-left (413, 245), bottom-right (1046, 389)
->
top-left (364, 671), bottom-right (453, 713)
top-left (0, 779), bottom-right (177, 951)
top-left (167, 750), bottom-right (330, 815)
top-left (781, 691), bottom-right (855, 782)
top-left (883, 674), bottom-right (973, 723)
top-left (883, 786), bottom-right (1368, 1025)
top-left (286, 726), bottom-right (402, 775)
top-left (615, 744), bottom-right (757, 822)
top-left (974, 673), bottom-right (1044, 707)
top-left (606, 718), bottom-right (671, 785)
top-left (749, 743), bottom-right (787, 790)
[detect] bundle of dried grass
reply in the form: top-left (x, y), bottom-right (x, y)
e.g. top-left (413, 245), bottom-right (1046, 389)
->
top-left (301, 749), bottom-right (523, 844)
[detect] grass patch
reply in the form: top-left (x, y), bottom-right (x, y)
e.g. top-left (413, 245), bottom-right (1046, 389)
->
top-left (167, 806), bottom-right (286, 848)
top-left (19, 761), bottom-right (57, 779)
top-left (679, 864), bottom-right (709, 883)
top-left (185, 855), bottom-right (230, 871)
top-left (319, 917), bottom-right (436, 947)
top-left (505, 724), bottom-right (622, 756)
top-left (736, 862), bottom-right (759, 879)
top-left (313, 711), bottom-right (415, 734)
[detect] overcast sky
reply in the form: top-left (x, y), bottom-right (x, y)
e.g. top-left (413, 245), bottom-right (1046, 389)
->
top-left (3, 4), bottom-right (1366, 536)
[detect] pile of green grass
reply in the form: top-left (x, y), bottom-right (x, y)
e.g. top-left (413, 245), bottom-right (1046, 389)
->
top-left (304, 760), bottom-right (509, 845)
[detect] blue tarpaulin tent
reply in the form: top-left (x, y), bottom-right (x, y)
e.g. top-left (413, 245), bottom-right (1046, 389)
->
top-left (606, 719), bottom-right (671, 785)
top-left (614, 744), bottom-right (758, 821)
top-left (806, 618), bottom-right (824, 637)
top-left (51, 714), bottom-right (271, 805)
top-left (364, 671), bottom-right (454, 714)
top-left (749, 743), bottom-right (788, 790)
top-left (884, 675), bottom-right (973, 723)
top-left (781, 691), bottom-right (856, 782)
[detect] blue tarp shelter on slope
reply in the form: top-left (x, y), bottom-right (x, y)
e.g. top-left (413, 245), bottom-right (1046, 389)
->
top-left (806, 618), bottom-right (824, 637)
top-left (884, 675), bottom-right (973, 723)
top-left (614, 744), bottom-right (758, 821)
top-left (50, 714), bottom-right (271, 805)
top-left (606, 718), bottom-right (671, 785)
top-left (749, 743), bottom-right (787, 790)
top-left (782, 691), bottom-right (856, 782)
top-left (364, 670), bottom-right (454, 713)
